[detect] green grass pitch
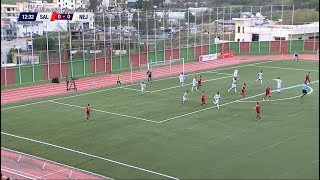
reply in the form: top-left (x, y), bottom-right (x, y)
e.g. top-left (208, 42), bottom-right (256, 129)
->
top-left (1, 60), bottom-right (319, 179)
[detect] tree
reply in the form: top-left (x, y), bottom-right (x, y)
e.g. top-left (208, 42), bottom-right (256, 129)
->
top-left (33, 37), bottom-right (55, 51)
top-left (88, 0), bottom-right (103, 12)
top-left (282, 8), bottom-right (319, 24)
top-left (136, 0), bottom-right (154, 10)
top-left (132, 11), bottom-right (161, 34)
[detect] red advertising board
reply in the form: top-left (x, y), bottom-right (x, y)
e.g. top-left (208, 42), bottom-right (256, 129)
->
top-left (220, 51), bottom-right (234, 59)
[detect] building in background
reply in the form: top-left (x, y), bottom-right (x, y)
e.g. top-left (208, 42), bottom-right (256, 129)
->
top-left (57, 0), bottom-right (89, 11)
top-left (16, 1), bottom-right (58, 12)
top-left (1, 4), bottom-right (18, 19)
top-left (233, 12), bottom-right (319, 42)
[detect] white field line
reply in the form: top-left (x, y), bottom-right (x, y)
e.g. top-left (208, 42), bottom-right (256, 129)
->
top-left (288, 111), bottom-right (303, 117)
top-left (256, 65), bottom-right (319, 72)
top-left (1, 132), bottom-right (179, 180)
top-left (151, 75), bottom-right (233, 93)
top-left (1, 60), bottom-right (275, 111)
top-left (209, 121), bottom-right (272, 144)
top-left (49, 100), bottom-right (158, 123)
top-left (1, 147), bottom-right (112, 180)
top-left (1, 166), bottom-right (38, 179)
top-left (231, 112), bottom-right (245, 117)
top-left (237, 85), bottom-right (315, 103)
top-left (121, 87), bottom-right (152, 93)
top-left (158, 81), bottom-right (318, 123)
top-left (1, 84), bottom-right (134, 111)
top-left (247, 136), bottom-right (297, 157)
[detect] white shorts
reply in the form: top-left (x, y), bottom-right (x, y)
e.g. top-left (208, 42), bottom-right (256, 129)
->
top-left (215, 100), bottom-right (219, 104)
top-left (231, 84), bottom-right (236, 88)
top-left (183, 97), bottom-right (187, 101)
top-left (277, 86), bottom-right (281, 89)
top-left (258, 78), bottom-right (262, 80)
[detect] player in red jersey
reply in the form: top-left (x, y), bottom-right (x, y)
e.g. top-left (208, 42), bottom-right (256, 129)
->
top-left (239, 83), bottom-right (246, 99)
top-left (305, 72), bottom-right (311, 85)
top-left (197, 75), bottom-right (203, 91)
top-left (263, 85), bottom-right (271, 101)
top-left (253, 102), bottom-right (262, 120)
top-left (200, 91), bottom-right (206, 109)
top-left (86, 104), bottom-right (91, 120)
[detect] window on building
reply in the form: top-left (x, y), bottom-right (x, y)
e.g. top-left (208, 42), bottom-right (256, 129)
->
top-left (242, 39), bottom-right (244, 42)
top-left (71, 5), bottom-right (73, 7)
top-left (237, 39), bottom-right (240, 42)
top-left (242, 27), bottom-right (244, 33)
top-left (237, 26), bottom-right (240, 33)
top-left (274, 37), bottom-right (285, 40)
top-left (252, 34), bottom-right (259, 41)
top-left (7, 8), bottom-right (10, 11)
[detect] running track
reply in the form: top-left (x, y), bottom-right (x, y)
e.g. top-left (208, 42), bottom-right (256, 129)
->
top-left (1, 54), bottom-right (318, 104)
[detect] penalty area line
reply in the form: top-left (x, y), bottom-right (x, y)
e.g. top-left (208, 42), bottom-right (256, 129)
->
top-left (158, 81), bottom-right (318, 124)
top-left (1, 132), bottom-right (179, 180)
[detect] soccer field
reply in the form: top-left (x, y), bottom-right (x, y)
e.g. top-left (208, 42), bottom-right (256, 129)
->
top-left (1, 60), bottom-right (319, 179)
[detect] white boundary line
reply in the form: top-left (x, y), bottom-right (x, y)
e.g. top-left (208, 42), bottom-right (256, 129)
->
top-left (247, 136), bottom-right (297, 157)
top-left (1, 147), bottom-right (111, 180)
top-left (151, 75), bottom-right (233, 93)
top-left (1, 60), bottom-right (276, 111)
top-left (256, 65), bottom-right (319, 72)
top-left (158, 81), bottom-right (318, 123)
top-left (1, 84), bottom-right (133, 111)
top-left (1, 132), bottom-right (179, 180)
top-left (48, 100), bottom-right (158, 123)
top-left (237, 85), bottom-right (314, 103)
top-left (120, 87), bottom-right (152, 93)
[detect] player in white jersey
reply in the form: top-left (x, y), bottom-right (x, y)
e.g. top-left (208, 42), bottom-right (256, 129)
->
top-left (191, 76), bottom-right (198, 92)
top-left (228, 77), bottom-right (237, 92)
top-left (179, 72), bottom-right (185, 86)
top-left (213, 92), bottom-right (221, 109)
top-left (141, 82), bottom-right (146, 95)
top-left (182, 90), bottom-right (188, 103)
top-left (233, 69), bottom-right (238, 78)
top-left (273, 77), bottom-right (282, 93)
top-left (255, 70), bottom-right (263, 85)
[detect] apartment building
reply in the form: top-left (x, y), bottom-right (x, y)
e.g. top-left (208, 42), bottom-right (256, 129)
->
top-left (1, 4), bottom-right (18, 19)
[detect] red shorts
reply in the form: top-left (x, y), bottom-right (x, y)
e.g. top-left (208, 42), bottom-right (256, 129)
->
top-left (202, 99), bottom-right (206, 104)
top-left (198, 82), bottom-right (202, 86)
top-left (266, 92), bottom-right (270, 96)
top-left (241, 90), bottom-right (245, 93)
top-left (87, 111), bottom-right (90, 116)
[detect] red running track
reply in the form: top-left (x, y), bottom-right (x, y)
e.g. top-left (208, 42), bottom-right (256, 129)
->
top-left (1, 148), bottom-right (109, 179)
top-left (1, 54), bottom-right (318, 104)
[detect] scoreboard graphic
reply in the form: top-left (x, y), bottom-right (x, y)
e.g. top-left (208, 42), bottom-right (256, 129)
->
top-left (18, 12), bottom-right (93, 22)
